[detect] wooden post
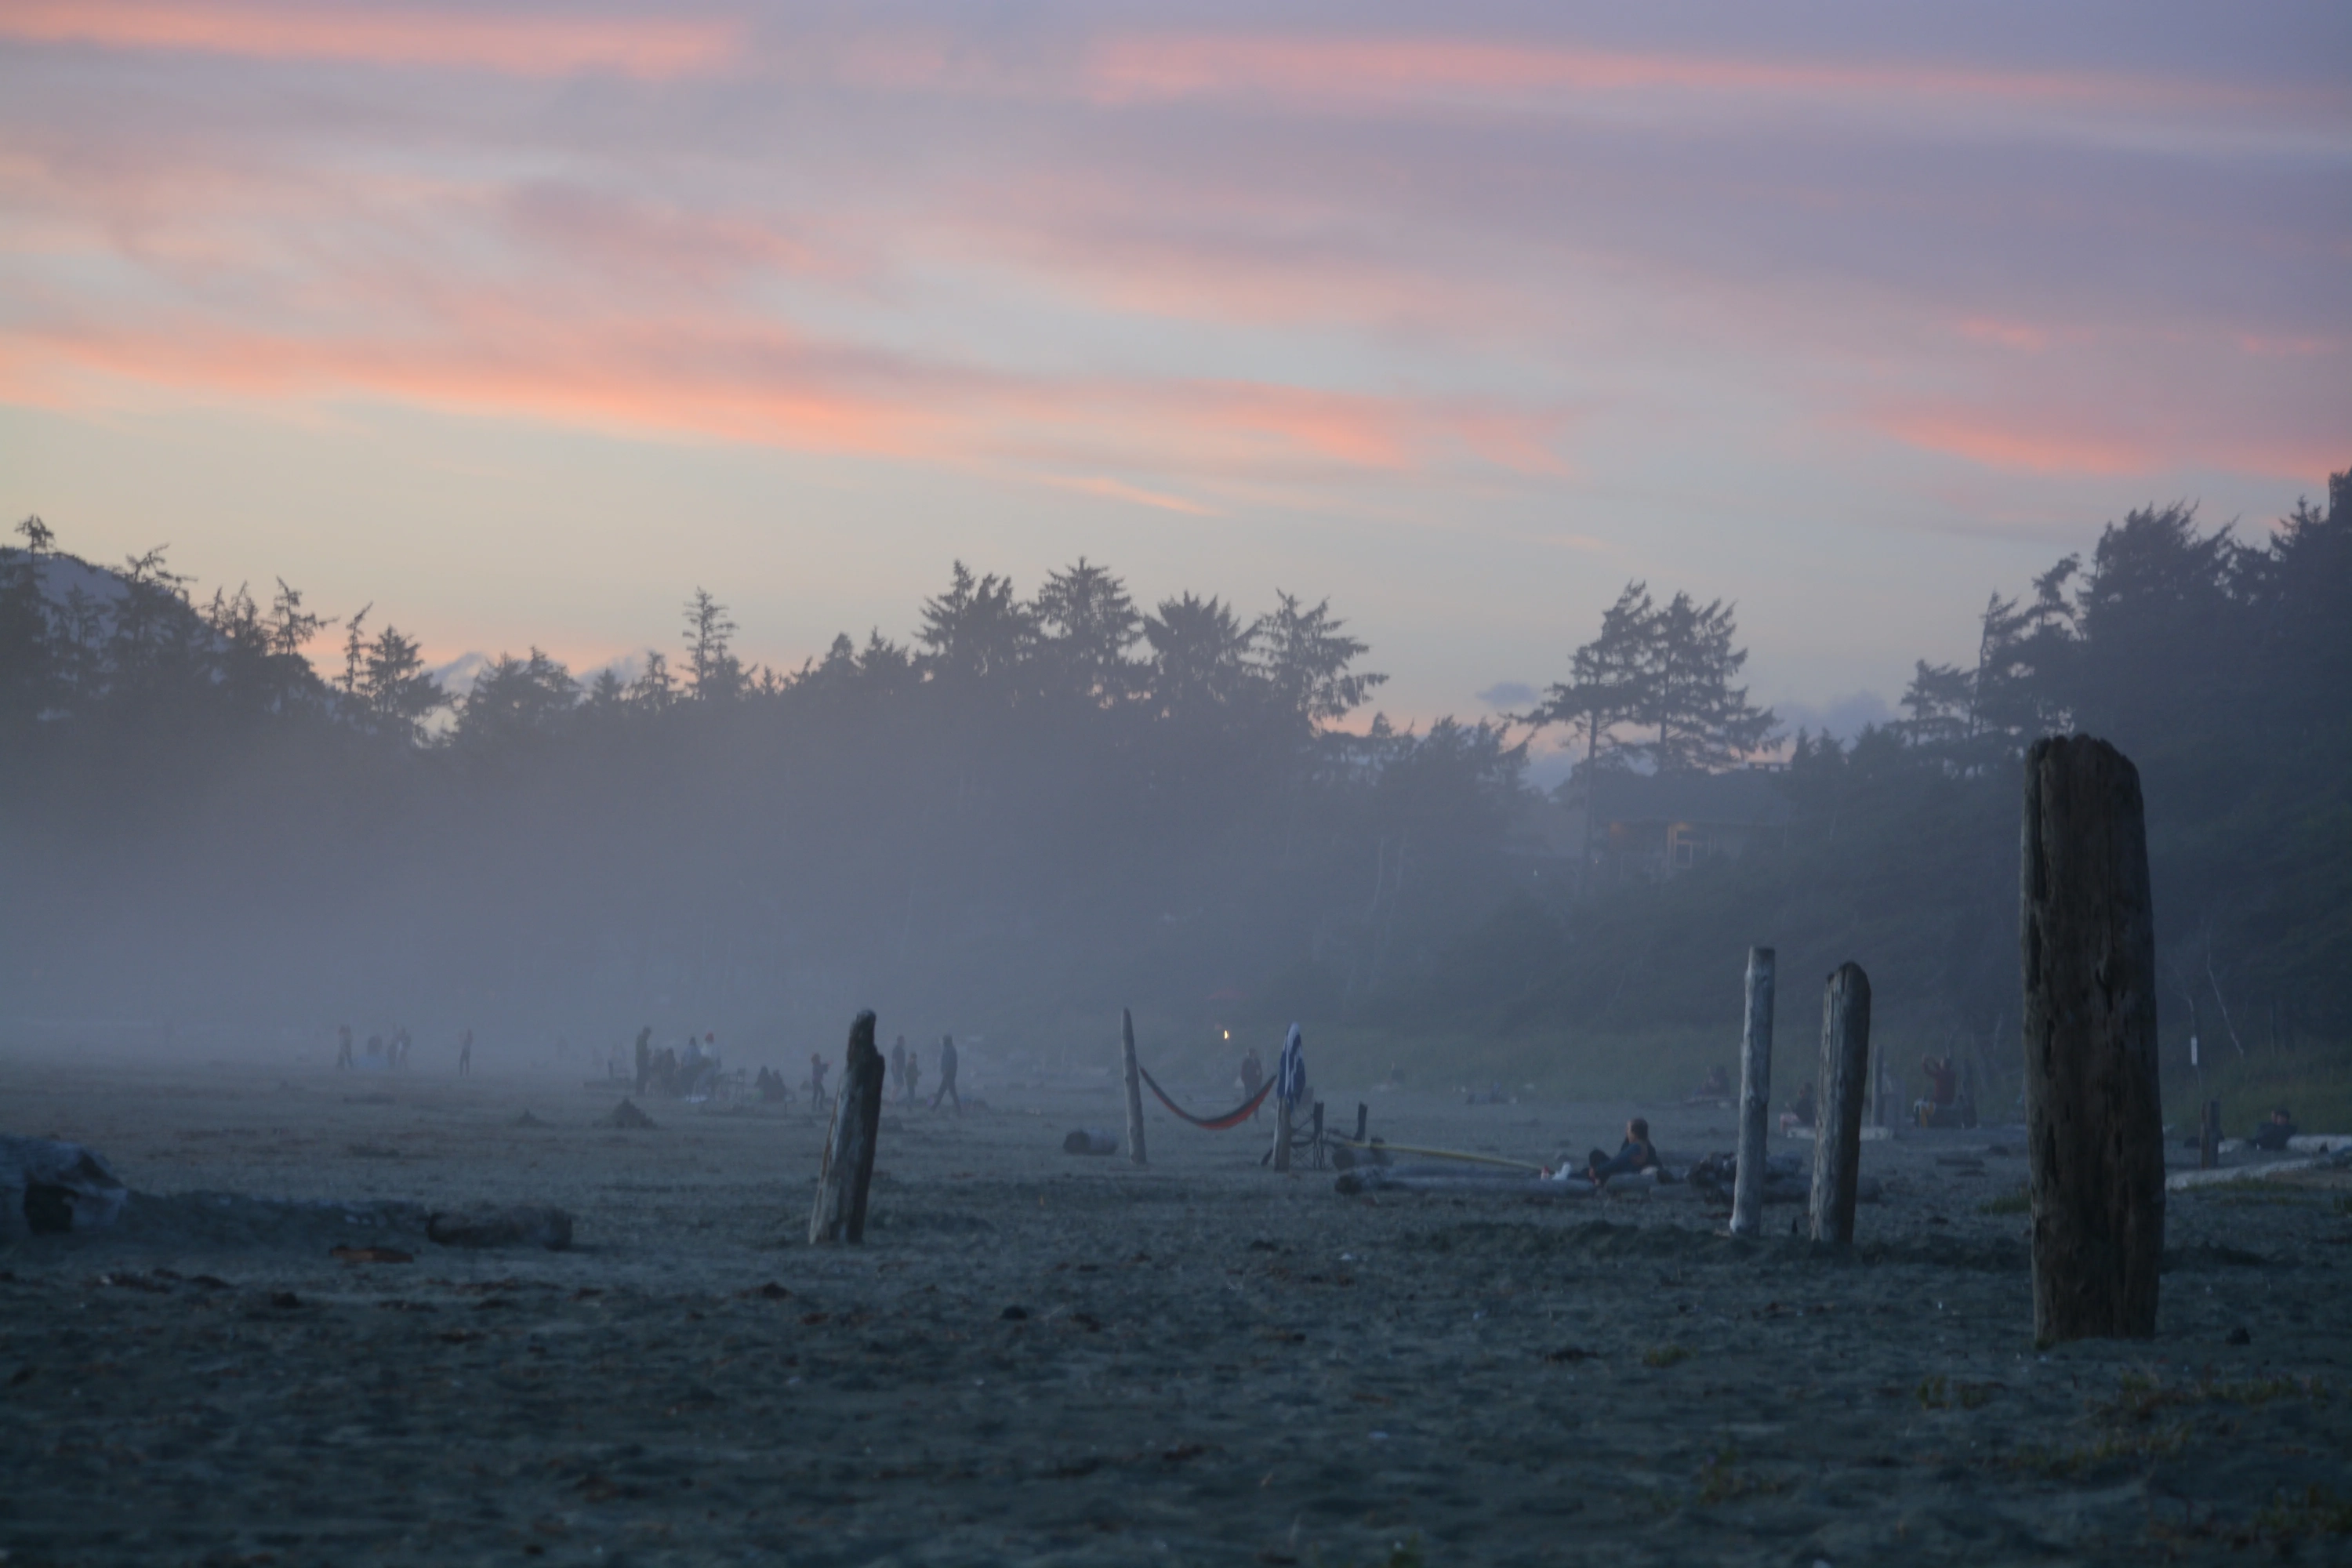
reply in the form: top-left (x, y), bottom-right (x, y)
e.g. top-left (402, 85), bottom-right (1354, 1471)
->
top-left (1272, 1091), bottom-right (1293, 1172)
top-left (1809, 963), bottom-right (1871, 1244)
top-left (1120, 1008), bottom-right (1147, 1168)
top-left (1353, 1102), bottom-right (1368, 1143)
top-left (1729, 947), bottom-right (1775, 1236)
top-left (808, 1011), bottom-right (886, 1245)
top-left (2198, 1099), bottom-right (2220, 1171)
top-left (2021, 735), bottom-right (2164, 1343)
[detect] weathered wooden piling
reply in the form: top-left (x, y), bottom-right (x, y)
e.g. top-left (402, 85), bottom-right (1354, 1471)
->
top-left (1729, 946), bottom-right (1775, 1236)
top-left (2021, 735), bottom-right (2164, 1343)
top-left (1809, 962), bottom-right (1872, 1244)
top-left (2198, 1099), bottom-right (2221, 1171)
top-left (1120, 1008), bottom-right (1148, 1168)
top-left (808, 1011), bottom-right (885, 1245)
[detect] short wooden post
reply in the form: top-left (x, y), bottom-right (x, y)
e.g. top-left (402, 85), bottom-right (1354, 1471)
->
top-left (808, 1011), bottom-right (886, 1244)
top-left (1353, 1103), bottom-right (1368, 1143)
top-left (1809, 963), bottom-right (1872, 1244)
top-left (1120, 1009), bottom-right (1147, 1167)
top-left (1730, 947), bottom-right (1775, 1236)
top-left (2021, 735), bottom-right (2164, 1343)
top-left (1272, 1091), bottom-right (1293, 1172)
top-left (2198, 1099), bottom-right (2221, 1171)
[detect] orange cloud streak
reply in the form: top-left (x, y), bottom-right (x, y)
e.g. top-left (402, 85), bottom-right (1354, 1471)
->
top-left (4, 310), bottom-right (1570, 488)
top-left (1874, 409), bottom-right (2334, 482)
top-left (0, 1), bottom-right (739, 79)
top-left (1084, 33), bottom-right (2282, 118)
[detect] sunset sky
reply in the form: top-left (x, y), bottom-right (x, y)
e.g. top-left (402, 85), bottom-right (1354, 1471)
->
top-left (4, 2), bottom-right (2345, 755)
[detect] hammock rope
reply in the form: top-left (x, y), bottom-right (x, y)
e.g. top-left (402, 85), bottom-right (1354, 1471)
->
top-left (1137, 1065), bottom-right (1275, 1131)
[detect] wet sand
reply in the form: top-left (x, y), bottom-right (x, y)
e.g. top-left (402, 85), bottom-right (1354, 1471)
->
top-left (2, 1050), bottom-right (2348, 1566)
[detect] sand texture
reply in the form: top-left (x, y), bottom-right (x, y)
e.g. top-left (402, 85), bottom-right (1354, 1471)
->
top-left (3, 1053), bottom-right (2349, 1566)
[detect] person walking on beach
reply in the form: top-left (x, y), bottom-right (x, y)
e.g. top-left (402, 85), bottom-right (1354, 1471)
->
top-left (633, 1027), bottom-right (653, 1094)
top-left (808, 1051), bottom-right (829, 1108)
top-left (904, 1049), bottom-right (920, 1107)
top-left (335, 1024), bottom-right (354, 1069)
top-left (890, 1036), bottom-right (908, 1102)
top-left (1240, 1047), bottom-right (1265, 1120)
top-left (931, 1033), bottom-right (961, 1115)
top-left (458, 1028), bottom-right (473, 1076)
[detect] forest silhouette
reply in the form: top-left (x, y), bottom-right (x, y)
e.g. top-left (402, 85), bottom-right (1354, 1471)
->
top-left (1, 469), bottom-right (2344, 1095)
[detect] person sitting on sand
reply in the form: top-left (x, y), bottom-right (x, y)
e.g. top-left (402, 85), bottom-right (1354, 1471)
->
top-left (1779, 1080), bottom-right (1817, 1135)
top-left (1691, 1064), bottom-right (1730, 1102)
top-left (2250, 1106), bottom-right (2299, 1152)
top-left (1915, 1055), bottom-right (1967, 1128)
top-left (1584, 1118), bottom-right (1661, 1187)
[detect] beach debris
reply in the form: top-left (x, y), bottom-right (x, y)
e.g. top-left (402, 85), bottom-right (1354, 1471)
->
top-left (1335, 1168), bottom-right (1597, 1200)
top-left (1, 1135), bottom-right (128, 1239)
top-left (510, 1111), bottom-right (550, 1128)
top-left (1809, 961), bottom-right (1872, 1245)
top-left (425, 1205), bottom-right (573, 1250)
top-left (331, 1244), bottom-right (415, 1265)
top-left (737, 1280), bottom-right (792, 1300)
top-left (808, 1011), bottom-right (885, 1245)
top-left (2021, 735), bottom-right (2163, 1344)
top-left (1120, 1009), bottom-right (1148, 1168)
top-left (1062, 1128), bottom-right (1120, 1156)
top-left (1730, 946), bottom-right (1776, 1236)
top-left (597, 1099), bottom-right (658, 1130)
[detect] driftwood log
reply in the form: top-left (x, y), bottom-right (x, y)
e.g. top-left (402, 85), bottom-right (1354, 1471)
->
top-left (808, 1011), bottom-right (886, 1245)
top-left (426, 1205), bottom-right (572, 1250)
top-left (1729, 946), bottom-right (1776, 1236)
top-left (1121, 1009), bottom-right (1147, 1168)
top-left (1809, 962), bottom-right (1872, 1244)
top-left (2021, 735), bottom-right (2164, 1343)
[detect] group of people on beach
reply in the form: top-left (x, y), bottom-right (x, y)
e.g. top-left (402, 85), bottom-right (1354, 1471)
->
top-left (333, 1024), bottom-right (415, 1071)
top-left (887, 1034), bottom-right (962, 1114)
top-left (631, 1027), bottom-right (725, 1099)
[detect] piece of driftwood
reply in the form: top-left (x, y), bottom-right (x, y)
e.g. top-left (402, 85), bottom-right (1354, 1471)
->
top-left (1120, 1009), bottom-right (1147, 1168)
top-left (1336, 1169), bottom-right (1598, 1200)
top-left (1730, 946), bottom-right (1776, 1236)
top-left (0, 1136), bottom-right (127, 1239)
top-left (425, 1205), bottom-right (572, 1250)
top-left (2022, 735), bottom-right (2164, 1343)
top-left (808, 1011), bottom-right (886, 1245)
top-left (1809, 962), bottom-right (1872, 1244)
top-left (1062, 1128), bottom-right (1119, 1156)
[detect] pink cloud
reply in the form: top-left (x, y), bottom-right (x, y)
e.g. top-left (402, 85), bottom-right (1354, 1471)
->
top-left (1080, 33), bottom-right (2285, 119)
top-left (0, 1), bottom-right (740, 79)
top-left (1872, 407), bottom-right (2336, 482)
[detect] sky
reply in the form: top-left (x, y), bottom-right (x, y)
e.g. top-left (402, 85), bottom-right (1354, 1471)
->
top-left (3, 2), bottom-right (2346, 760)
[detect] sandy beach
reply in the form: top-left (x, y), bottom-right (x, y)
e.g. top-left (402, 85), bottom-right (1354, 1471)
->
top-left (3, 1046), bottom-right (2348, 1567)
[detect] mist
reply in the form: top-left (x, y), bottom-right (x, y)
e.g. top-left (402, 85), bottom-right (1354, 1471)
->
top-left (5, 476), bottom-right (2346, 1099)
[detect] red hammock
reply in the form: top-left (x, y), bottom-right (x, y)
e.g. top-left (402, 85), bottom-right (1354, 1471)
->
top-left (1138, 1065), bottom-right (1275, 1131)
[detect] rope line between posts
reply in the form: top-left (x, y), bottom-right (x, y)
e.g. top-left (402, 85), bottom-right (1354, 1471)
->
top-left (1136, 1065), bottom-right (1275, 1131)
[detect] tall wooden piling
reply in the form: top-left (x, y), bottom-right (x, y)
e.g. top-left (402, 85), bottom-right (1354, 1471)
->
top-left (1809, 962), bottom-right (1872, 1244)
top-left (1729, 947), bottom-right (1775, 1236)
top-left (808, 1011), bottom-right (886, 1245)
top-left (2021, 735), bottom-right (2164, 1342)
top-left (1120, 1008), bottom-right (1148, 1167)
